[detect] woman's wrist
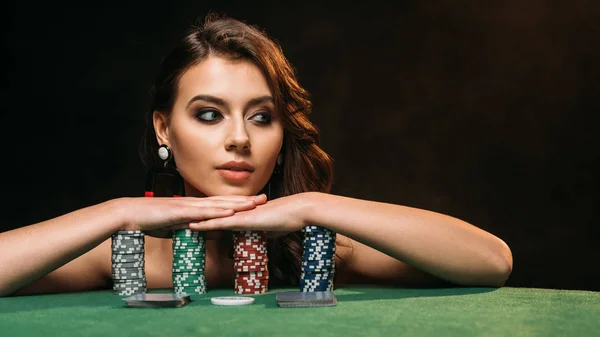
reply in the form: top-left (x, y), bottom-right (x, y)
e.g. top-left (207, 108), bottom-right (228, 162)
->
top-left (102, 197), bottom-right (131, 233)
top-left (300, 192), bottom-right (325, 228)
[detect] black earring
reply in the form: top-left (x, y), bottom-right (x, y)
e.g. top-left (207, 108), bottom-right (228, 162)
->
top-left (273, 153), bottom-right (283, 174)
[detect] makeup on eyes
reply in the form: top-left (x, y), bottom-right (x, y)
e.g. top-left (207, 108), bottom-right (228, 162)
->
top-left (194, 108), bottom-right (273, 125)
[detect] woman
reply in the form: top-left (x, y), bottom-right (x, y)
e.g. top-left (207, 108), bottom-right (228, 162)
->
top-left (0, 14), bottom-right (512, 297)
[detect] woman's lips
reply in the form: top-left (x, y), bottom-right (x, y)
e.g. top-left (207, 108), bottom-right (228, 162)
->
top-left (218, 169), bottom-right (252, 181)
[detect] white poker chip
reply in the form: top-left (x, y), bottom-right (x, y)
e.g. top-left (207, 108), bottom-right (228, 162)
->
top-left (210, 296), bottom-right (255, 306)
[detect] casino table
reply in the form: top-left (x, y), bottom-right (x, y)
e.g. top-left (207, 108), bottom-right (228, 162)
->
top-left (1, 286), bottom-right (598, 336)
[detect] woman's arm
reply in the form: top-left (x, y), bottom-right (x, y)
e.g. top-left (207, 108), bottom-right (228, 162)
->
top-left (0, 195), bottom-right (265, 297)
top-left (305, 192), bottom-right (513, 287)
top-left (0, 199), bottom-right (123, 296)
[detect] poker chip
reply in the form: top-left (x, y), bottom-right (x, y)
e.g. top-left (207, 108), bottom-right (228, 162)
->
top-left (233, 231), bottom-right (269, 294)
top-left (300, 225), bottom-right (336, 292)
top-left (111, 230), bottom-right (147, 296)
top-left (172, 229), bottom-right (206, 295)
top-left (211, 296), bottom-right (255, 306)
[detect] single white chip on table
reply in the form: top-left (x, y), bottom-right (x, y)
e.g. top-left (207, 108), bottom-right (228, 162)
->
top-left (210, 296), bottom-right (255, 306)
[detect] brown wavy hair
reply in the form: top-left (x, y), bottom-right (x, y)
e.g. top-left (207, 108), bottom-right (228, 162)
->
top-left (139, 13), bottom-right (334, 286)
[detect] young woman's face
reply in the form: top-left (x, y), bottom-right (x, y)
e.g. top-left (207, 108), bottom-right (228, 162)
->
top-left (155, 55), bottom-right (283, 197)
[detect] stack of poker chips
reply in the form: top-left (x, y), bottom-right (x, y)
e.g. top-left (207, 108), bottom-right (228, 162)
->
top-left (172, 229), bottom-right (207, 295)
top-left (300, 225), bottom-right (336, 292)
top-left (111, 230), bottom-right (147, 295)
top-left (233, 231), bottom-right (269, 294)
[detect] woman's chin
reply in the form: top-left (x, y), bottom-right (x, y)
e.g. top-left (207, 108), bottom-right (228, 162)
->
top-left (190, 186), bottom-right (264, 197)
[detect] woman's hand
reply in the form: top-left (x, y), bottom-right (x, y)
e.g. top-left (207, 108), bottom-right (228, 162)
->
top-left (116, 194), bottom-right (268, 238)
top-left (188, 192), bottom-right (315, 238)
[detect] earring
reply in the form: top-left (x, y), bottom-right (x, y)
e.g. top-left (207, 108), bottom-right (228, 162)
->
top-left (273, 153), bottom-right (283, 174)
top-left (145, 144), bottom-right (185, 198)
top-left (158, 144), bottom-right (172, 166)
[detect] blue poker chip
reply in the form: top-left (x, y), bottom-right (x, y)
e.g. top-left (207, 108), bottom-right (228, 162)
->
top-left (303, 258), bottom-right (335, 265)
top-left (301, 271), bottom-right (333, 276)
top-left (302, 267), bottom-right (335, 273)
top-left (305, 232), bottom-right (334, 238)
top-left (302, 247), bottom-right (335, 256)
top-left (304, 240), bottom-right (335, 245)
top-left (302, 256), bottom-right (335, 262)
top-left (302, 267), bottom-right (334, 273)
top-left (304, 232), bottom-right (335, 238)
top-left (300, 278), bottom-right (333, 292)
top-left (302, 226), bottom-right (334, 234)
top-left (302, 258), bottom-right (334, 263)
top-left (304, 248), bottom-right (335, 254)
top-left (302, 259), bottom-right (334, 265)
top-left (304, 247), bottom-right (335, 254)
top-left (300, 278), bottom-right (333, 286)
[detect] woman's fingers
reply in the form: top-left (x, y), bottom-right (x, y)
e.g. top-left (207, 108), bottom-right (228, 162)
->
top-left (186, 194), bottom-right (266, 204)
top-left (199, 200), bottom-right (258, 211)
top-left (165, 223), bottom-right (189, 230)
top-left (190, 207), bottom-right (235, 220)
top-left (214, 194), bottom-right (266, 202)
top-left (123, 195), bottom-right (268, 233)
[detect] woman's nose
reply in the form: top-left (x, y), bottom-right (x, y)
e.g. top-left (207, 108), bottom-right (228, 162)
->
top-left (225, 119), bottom-right (251, 151)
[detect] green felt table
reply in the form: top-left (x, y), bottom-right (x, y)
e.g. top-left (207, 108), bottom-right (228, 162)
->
top-left (1, 286), bottom-right (598, 336)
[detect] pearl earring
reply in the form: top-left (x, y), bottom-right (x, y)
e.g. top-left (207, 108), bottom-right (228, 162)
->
top-left (158, 144), bottom-right (172, 166)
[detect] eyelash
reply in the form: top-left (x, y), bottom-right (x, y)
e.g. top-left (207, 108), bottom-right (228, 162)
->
top-left (195, 109), bottom-right (272, 125)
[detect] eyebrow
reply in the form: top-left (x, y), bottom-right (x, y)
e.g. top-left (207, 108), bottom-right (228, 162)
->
top-left (186, 94), bottom-right (274, 110)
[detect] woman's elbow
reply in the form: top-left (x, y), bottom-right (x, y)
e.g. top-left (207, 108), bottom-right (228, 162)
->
top-left (490, 238), bottom-right (513, 287)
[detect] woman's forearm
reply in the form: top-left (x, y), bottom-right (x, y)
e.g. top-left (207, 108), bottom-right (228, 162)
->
top-left (0, 199), bottom-right (125, 296)
top-left (304, 192), bottom-right (513, 287)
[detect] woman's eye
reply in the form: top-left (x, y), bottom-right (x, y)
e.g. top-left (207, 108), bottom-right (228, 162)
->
top-left (252, 113), bottom-right (272, 124)
top-left (196, 110), bottom-right (222, 122)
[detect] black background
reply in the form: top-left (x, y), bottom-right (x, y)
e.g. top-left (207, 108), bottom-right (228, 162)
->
top-left (3, 1), bottom-right (599, 291)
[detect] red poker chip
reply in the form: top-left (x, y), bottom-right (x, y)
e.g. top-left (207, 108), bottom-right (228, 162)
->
top-left (235, 272), bottom-right (269, 285)
top-left (234, 258), bottom-right (268, 265)
top-left (237, 274), bottom-right (270, 281)
top-left (237, 284), bottom-right (268, 290)
top-left (233, 231), bottom-right (267, 240)
top-left (236, 275), bottom-right (269, 282)
top-left (233, 253), bottom-right (267, 260)
top-left (235, 272), bottom-right (269, 282)
top-left (234, 265), bottom-right (268, 272)
top-left (233, 232), bottom-right (266, 238)
top-left (236, 270), bottom-right (269, 278)
top-left (234, 288), bottom-right (269, 295)
top-left (236, 280), bottom-right (269, 287)
top-left (231, 230), bottom-right (269, 294)
top-left (234, 241), bottom-right (267, 248)
top-left (233, 260), bottom-right (269, 267)
top-left (240, 270), bottom-right (269, 277)
top-left (233, 249), bottom-right (267, 257)
top-left (234, 281), bottom-right (268, 293)
top-left (234, 262), bottom-right (268, 271)
top-left (233, 246), bottom-right (267, 253)
top-left (233, 239), bottom-right (266, 245)
top-left (233, 242), bottom-right (267, 249)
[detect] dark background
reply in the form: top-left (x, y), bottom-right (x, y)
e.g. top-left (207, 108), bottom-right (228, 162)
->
top-left (2, 1), bottom-right (599, 291)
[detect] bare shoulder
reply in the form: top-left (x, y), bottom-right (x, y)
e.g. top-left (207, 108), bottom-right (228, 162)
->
top-left (334, 234), bottom-right (449, 287)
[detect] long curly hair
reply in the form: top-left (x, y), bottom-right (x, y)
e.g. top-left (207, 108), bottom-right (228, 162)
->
top-left (139, 13), bottom-right (334, 286)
